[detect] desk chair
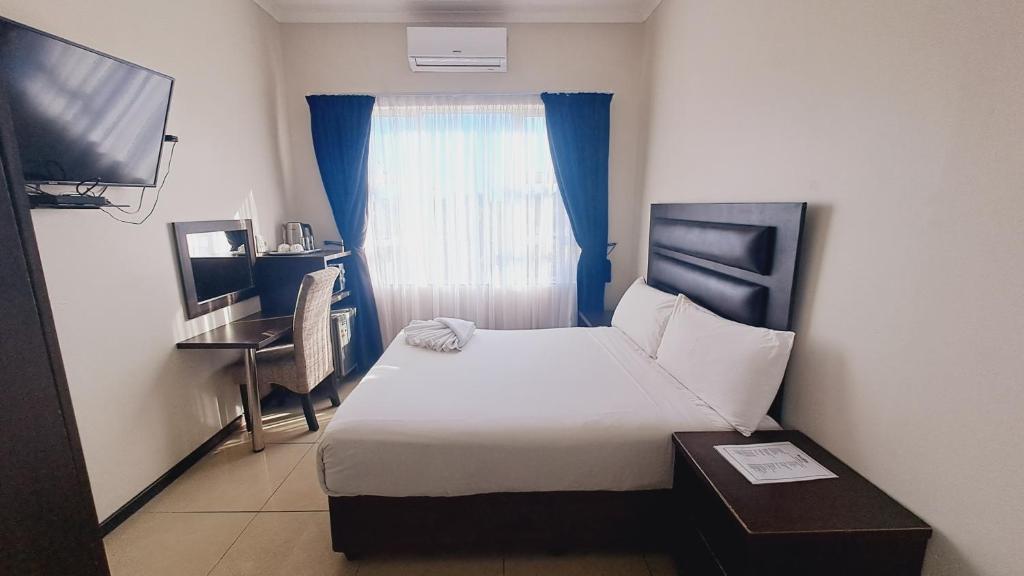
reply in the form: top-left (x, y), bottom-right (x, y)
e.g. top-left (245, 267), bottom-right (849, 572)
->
top-left (234, 267), bottom-right (341, 432)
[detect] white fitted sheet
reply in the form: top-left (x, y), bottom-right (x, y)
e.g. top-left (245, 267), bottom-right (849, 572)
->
top-left (318, 326), bottom-right (780, 497)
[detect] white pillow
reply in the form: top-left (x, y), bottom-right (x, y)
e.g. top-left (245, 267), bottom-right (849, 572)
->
top-left (656, 297), bottom-right (795, 436)
top-left (610, 277), bottom-right (678, 356)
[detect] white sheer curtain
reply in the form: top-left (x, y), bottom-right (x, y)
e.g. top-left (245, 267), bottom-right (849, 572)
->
top-left (365, 94), bottom-right (580, 343)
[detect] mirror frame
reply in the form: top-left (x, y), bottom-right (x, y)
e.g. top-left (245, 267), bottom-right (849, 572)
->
top-left (172, 219), bottom-right (258, 319)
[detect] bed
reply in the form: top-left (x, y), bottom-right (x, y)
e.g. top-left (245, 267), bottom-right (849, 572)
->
top-left (318, 202), bottom-right (807, 557)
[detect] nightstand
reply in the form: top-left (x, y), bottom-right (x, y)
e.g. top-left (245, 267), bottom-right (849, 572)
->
top-left (671, 430), bottom-right (932, 576)
top-left (577, 308), bottom-right (614, 327)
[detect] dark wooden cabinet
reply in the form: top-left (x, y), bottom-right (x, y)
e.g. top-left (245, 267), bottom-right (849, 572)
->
top-left (254, 249), bottom-right (350, 316)
top-left (0, 89), bottom-right (109, 575)
top-left (671, 431), bottom-right (931, 576)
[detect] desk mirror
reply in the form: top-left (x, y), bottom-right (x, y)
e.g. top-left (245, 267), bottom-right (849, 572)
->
top-left (172, 220), bottom-right (257, 319)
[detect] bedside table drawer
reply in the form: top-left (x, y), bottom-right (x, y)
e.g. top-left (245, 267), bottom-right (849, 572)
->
top-left (672, 520), bottom-right (726, 576)
top-left (674, 455), bottom-right (750, 575)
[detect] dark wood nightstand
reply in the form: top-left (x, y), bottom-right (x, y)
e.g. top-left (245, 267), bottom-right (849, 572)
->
top-left (671, 430), bottom-right (932, 576)
top-left (577, 308), bottom-right (614, 327)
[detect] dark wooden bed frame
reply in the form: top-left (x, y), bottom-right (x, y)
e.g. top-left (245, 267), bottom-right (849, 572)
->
top-left (329, 202), bottom-right (807, 558)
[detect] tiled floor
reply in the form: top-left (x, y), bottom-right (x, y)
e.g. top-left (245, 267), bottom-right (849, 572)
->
top-left (103, 374), bottom-right (680, 576)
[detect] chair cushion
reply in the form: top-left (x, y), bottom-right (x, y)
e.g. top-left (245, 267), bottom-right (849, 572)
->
top-left (230, 343), bottom-right (312, 396)
top-left (256, 344), bottom-right (309, 394)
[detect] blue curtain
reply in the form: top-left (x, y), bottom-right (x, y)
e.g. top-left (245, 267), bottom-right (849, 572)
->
top-left (306, 95), bottom-right (383, 368)
top-left (540, 92), bottom-right (613, 314)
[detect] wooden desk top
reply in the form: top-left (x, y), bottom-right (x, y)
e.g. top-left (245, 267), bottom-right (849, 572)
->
top-left (673, 430), bottom-right (932, 537)
top-left (256, 248), bottom-right (351, 261)
top-left (176, 313), bottom-right (292, 350)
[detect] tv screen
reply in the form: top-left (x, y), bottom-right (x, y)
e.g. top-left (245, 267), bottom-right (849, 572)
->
top-left (0, 18), bottom-right (173, 187)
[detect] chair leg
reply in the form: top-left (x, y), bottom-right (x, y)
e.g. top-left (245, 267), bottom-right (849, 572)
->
top-left (325, 378), bottom-right (342, 407)
top-left (300, 393), bottom-right (319, 432)
top-left (239, 385), bottom-right (253, 431)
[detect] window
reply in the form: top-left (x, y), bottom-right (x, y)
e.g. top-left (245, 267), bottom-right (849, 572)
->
top-left (365, 94), bottom-right (580, 342)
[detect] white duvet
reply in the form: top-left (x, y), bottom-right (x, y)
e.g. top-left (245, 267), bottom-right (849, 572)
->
top-left (317, 326), bottom-right (779, 497)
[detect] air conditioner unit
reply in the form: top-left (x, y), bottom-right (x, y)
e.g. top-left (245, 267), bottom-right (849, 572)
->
top-left (407, 27), bottom-right (507, 73)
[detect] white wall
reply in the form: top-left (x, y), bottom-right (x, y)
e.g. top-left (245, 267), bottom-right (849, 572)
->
top-left (0, 0), bottom-right (290, 519)
top-left (278, 23), bottom-right (648, 306)
top-left (638, 1), bottom-right (1024, 575)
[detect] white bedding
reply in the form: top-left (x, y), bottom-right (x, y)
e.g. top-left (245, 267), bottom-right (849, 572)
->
top-left (318, 326), bottom-right (780, 497)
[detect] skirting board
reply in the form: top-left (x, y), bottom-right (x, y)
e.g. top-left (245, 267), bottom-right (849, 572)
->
top-left (98, 416), bottom-right (242, 536)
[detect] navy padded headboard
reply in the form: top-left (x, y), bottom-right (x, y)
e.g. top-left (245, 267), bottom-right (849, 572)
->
top-left (647, 202), bottom-right (806, 418)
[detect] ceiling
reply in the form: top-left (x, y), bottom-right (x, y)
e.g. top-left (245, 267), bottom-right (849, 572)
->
top-left (253, 0), bottom-right (663, 23)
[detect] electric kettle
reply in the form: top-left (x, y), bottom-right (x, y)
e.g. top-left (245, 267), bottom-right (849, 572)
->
top-left (282, 222), bottom-right (315, 251)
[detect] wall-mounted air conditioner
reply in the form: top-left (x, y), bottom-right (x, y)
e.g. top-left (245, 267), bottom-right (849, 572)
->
top-left (407, 27), bottom-right (507, 73)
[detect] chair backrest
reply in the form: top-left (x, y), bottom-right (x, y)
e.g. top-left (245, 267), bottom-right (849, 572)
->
top-left (293, 267), bottom-right (341, 389)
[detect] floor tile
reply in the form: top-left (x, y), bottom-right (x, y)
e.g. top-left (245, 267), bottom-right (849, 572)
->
top-left (207, 511), bottom-right (356, 576)
top-left (357, 554), bottom-right (502, 576)
top-left (263, 444), bottom-right (328, 511)
top-left (645, 553), bottom-right (679, 576)
top-left (259, 403), bottom-right (337, 444)
top-left (226, 394), bottom-right (336, 445)
top-left (234, 374), bottom-right (363, 445)
top-left (143, 442), bottom-right (307, 512)
top-left (505, 552), bottom-right (652, 576)
top-left (103, 512), bottom-right (254, 576)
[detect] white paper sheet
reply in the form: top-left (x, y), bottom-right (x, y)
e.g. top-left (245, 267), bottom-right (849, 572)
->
top-left (714, 442), bottom-right (838, 484)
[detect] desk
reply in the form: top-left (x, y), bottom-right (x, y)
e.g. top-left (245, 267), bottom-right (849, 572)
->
top-left (177, 313), bottom-right (292, 452)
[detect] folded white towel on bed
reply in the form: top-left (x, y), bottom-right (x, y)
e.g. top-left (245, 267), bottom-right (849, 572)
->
top-left (404, 317), bottom-right (477, 352)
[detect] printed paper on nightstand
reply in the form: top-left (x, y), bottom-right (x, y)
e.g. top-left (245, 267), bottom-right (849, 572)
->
top-left (715, 442), bottom-right (838, 484)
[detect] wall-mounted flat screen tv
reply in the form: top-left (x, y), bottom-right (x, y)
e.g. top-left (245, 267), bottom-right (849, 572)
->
top-left (0, 17), bottom-right (174, 187)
